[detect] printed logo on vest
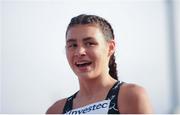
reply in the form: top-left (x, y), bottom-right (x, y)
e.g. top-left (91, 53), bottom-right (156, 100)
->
top-left (65, 100), bottom-right (110, 114)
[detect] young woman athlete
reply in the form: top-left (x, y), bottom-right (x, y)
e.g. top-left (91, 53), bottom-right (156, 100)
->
top-left (46, 14), bottom-right (153, 114)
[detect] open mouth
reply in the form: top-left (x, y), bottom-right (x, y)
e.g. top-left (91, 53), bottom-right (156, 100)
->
top-left (75, 61), bottom-right (92, 67)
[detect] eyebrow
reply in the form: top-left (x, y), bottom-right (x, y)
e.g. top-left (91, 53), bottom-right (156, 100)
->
top-left (66, 39), bottom-right (76, 43)
top-left (83, 37), bottom-right (94, 42)
top-left (66, 37), bottom-right (94, 43)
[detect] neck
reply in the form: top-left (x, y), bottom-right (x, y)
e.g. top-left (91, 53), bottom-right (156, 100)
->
top-left (77, 74), bottom-right (117, 99)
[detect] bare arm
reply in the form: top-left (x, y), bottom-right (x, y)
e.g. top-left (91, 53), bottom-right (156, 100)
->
top-left (118, 83), bottom-right (153, 114)
top-left (46, 98), bottom-right (66, 114)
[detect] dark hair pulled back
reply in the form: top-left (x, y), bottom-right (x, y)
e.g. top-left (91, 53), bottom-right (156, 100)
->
top-left (66, 14), bottom-right (118, 80)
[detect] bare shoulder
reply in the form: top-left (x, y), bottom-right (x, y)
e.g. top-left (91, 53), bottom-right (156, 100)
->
top-left (46, 98), bottom-right (67, 114)
top-left (118, 83), bottom-right (153, 114)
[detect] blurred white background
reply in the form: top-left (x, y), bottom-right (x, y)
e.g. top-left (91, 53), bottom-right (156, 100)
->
top-left (0, 0), bottom-right (180, 113)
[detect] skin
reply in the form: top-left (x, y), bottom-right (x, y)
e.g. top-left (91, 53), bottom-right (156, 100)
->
top-left (46, 24), bottom-right (153, 114)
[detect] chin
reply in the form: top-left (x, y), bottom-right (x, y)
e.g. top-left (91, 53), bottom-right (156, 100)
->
top-left (77, 73), bottom-right (99, 80)
top-left (77, 73), bottom-right (91, 78)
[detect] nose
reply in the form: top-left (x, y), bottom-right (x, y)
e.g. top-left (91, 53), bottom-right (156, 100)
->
top-left (75, 46), bottom-right (86, 57)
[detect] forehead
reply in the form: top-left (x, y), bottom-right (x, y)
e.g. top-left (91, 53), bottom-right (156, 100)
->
top-left (66, 24), bottom-right (104, 41)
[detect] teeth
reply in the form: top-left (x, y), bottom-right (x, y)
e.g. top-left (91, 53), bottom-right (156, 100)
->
top-left (75, 61), bottom-right (92, 67)
top-left (76, 62), bottom-right (86, 64)
top-left (76, 61), bottom-right (90, 65)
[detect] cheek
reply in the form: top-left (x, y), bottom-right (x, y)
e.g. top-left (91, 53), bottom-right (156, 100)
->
top-left (66, 51), bottom-right (73, 63)
top-left (97, 48), bottom-right (109, 65)
top-left (87, 48), bottom-right (99, 59)
top-left (90, 47), bottom-right (108, 62)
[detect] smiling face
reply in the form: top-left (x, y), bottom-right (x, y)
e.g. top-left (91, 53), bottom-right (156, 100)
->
top-left (66, 24), bottom-right (115, 79)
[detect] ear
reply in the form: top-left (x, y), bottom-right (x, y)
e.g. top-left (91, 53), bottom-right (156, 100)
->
top-left (107, 40), bottom-right (115, 57)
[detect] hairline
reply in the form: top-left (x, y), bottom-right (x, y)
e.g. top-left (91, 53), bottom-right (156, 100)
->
top-left (65, 23), bottom-right (112, 41)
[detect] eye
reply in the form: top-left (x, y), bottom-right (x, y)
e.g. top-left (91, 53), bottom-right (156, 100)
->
top-left (67, 43), bottom-right (77, 48)
top-left (86, 42), bottom-right (95, 47)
